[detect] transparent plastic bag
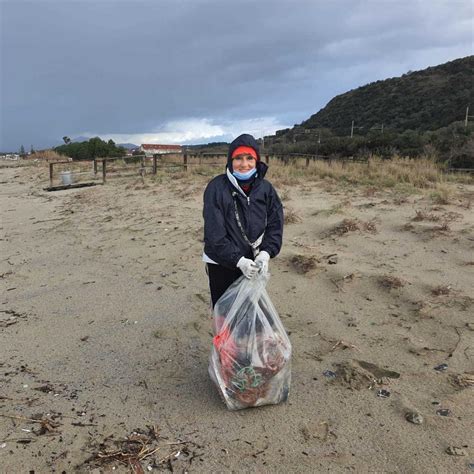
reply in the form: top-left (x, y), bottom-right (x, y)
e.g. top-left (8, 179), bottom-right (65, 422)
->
top-left (209, 272), bottom-right (292, 410)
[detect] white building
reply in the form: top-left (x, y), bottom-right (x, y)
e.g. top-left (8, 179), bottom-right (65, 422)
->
top-left (139, 144), bottom-right (182, 158)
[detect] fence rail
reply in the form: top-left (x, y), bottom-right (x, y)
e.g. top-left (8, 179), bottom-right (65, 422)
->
top-left (45, 152), bottom-right (473, 189)
top-left (446, 167), bottom-right (474, 173)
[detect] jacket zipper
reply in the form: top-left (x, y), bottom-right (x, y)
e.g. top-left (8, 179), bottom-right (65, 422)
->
top-left (232, 188), bottom-right (251, 236)
top-left (246, 195), bottom-right (251, 235)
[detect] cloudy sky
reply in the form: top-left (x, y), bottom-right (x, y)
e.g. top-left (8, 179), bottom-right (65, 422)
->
top-left (1, 0), bottom-right (472, 151)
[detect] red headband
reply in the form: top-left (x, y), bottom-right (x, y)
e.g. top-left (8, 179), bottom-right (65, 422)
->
top-left (231, 146), bottom-right (258, 160)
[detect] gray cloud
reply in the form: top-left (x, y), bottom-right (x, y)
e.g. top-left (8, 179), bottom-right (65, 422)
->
top-left (1, 0), bottom-right (472, 150)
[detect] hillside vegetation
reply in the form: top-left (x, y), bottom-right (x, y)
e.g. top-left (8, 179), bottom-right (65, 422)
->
top-left (302, 56), bottom-right (473, 133)
top-left (267, 57), bottom-right (473, 167)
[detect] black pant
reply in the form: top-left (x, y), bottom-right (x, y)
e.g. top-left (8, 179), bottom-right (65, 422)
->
top-left (206, 263), bottom-right (242, 308)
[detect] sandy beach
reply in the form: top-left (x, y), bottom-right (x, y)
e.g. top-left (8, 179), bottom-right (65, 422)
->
top-left (1, 161), bottom-right (473, 473)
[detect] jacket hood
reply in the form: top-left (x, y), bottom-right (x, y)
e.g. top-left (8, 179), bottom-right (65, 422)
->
top-left (227, 134), bottom-right (261, 166)
top-left (226, 133), bottom-right (267, 178)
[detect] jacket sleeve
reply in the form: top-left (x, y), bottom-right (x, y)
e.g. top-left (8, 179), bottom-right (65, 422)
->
top-left (203, 181), bottom-right (244, 269)
top-left (260, 184), bottom-right (284, 258)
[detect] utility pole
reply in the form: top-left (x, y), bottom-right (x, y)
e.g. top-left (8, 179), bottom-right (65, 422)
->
top-left (465, 106), bottom-right (474, 128)
top-left (351, 121), bottom-right (363, 138)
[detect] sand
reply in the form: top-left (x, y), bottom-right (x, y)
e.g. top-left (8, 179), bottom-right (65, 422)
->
top-left (1, 162), bottom-right (473, 473)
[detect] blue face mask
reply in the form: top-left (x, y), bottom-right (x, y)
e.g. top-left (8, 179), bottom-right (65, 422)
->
top-left (232, 168), bottom-right (257, 180)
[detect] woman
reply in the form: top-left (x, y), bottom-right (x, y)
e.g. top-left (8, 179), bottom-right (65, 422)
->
top-left (203, 133), bottom-right (284, 308)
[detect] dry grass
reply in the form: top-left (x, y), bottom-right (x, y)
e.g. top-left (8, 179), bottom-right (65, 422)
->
top-left (161, 153), bottom-right (190, 164)
top-left (412, 210), bottom-right (441, 222)
top-left (290, 254), bottom-right (319, 273)
top-left (407, 209), bottom-right (458, 235)
top-left (414, 300), bottom-right (433, 318)
top-left (168, 169), bottom-right (189, 180)
top-left (458, 198), bottom-right (472, 210)
top-left (330, 218), bottom-right (378, 236)
top-left (31, 149), bottom-right (66, 161)
top-left (440, 211), bottom-right (463, 222)
top-left (379, 275), bottom-right (406, 289)
top-left (317, 200), bottom-right (351, 216)
top-left (393, 195), bottom-right (409, 205)
top-left (331, 218), bottom-right (360, 236)
top-left (279, 189), bottom-right (290, 201)
top-left (429, 184), bottom-right (453, 204)
top-left (363, 187), bottom-right (378, 197)
top-left (431, 285), bottom-right (452, 296)
top-left (192, 165), bottom-right (221, 176)
top-left (361, 220), bottom-right (378, 233)
top-left (284, 207), bottom-right (302, 224)
top-left (428, 223), bottom-right (451, 234)
top-left (450, 373), bottom-right (474, 389)
top-left (31, 153), bottom-right (468, 193)
top-left (81, 425), bottom-right (196, 471)
top-left (267, 156), bottom-right (465, 190)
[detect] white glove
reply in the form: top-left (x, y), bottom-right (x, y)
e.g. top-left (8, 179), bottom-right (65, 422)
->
top-left (255, 251), bottom-right (270, 275)
top-left (237, 257), bottom-right (258, 279)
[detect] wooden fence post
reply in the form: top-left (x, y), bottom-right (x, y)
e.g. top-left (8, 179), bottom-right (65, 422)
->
top-left (306, 156), bottom-right (310, 167)
top-left (93, 158), bottom-right (97, 175)
top-left (183, 153), bottom-right (188, 172)
top-left (102, 159), bottom-right (107, 183)
top-left (153, 156), bottom-right (157, 174)
top-left (265, 155), bottom-right (269, 164)
top-left (49, 163), bottom-right (54, 187)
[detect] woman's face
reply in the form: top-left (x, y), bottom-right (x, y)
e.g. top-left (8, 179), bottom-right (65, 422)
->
top-left (232, 154), bottom-right (257, 173)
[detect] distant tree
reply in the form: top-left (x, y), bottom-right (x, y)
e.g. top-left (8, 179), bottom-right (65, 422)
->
top-left (62, 136), bottom-right (71, 145)
top-left (54, 137), bottom-right (126, 161)
top-left (19, 145), bottom-right (26, 156)
top-left (30, 145), bottom-right (35, 154)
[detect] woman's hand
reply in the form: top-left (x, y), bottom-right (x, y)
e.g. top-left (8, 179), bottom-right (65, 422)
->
top-left (237, 257), bottom-right (259, 279)
top-left (255, 251), bottom-right (270, 275)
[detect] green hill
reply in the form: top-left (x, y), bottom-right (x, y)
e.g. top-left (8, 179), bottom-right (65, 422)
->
top-left (266, 57), bottom-right (473, 166)
top-left (298, 56), bottom-right (473, 134)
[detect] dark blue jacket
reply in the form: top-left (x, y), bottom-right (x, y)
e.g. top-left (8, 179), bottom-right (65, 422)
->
top-left (203, 134), bottom-right (284, 269)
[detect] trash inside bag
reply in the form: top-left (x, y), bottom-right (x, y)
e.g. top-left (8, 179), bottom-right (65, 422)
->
top-left (209, 272), bottom-right (291, 410)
